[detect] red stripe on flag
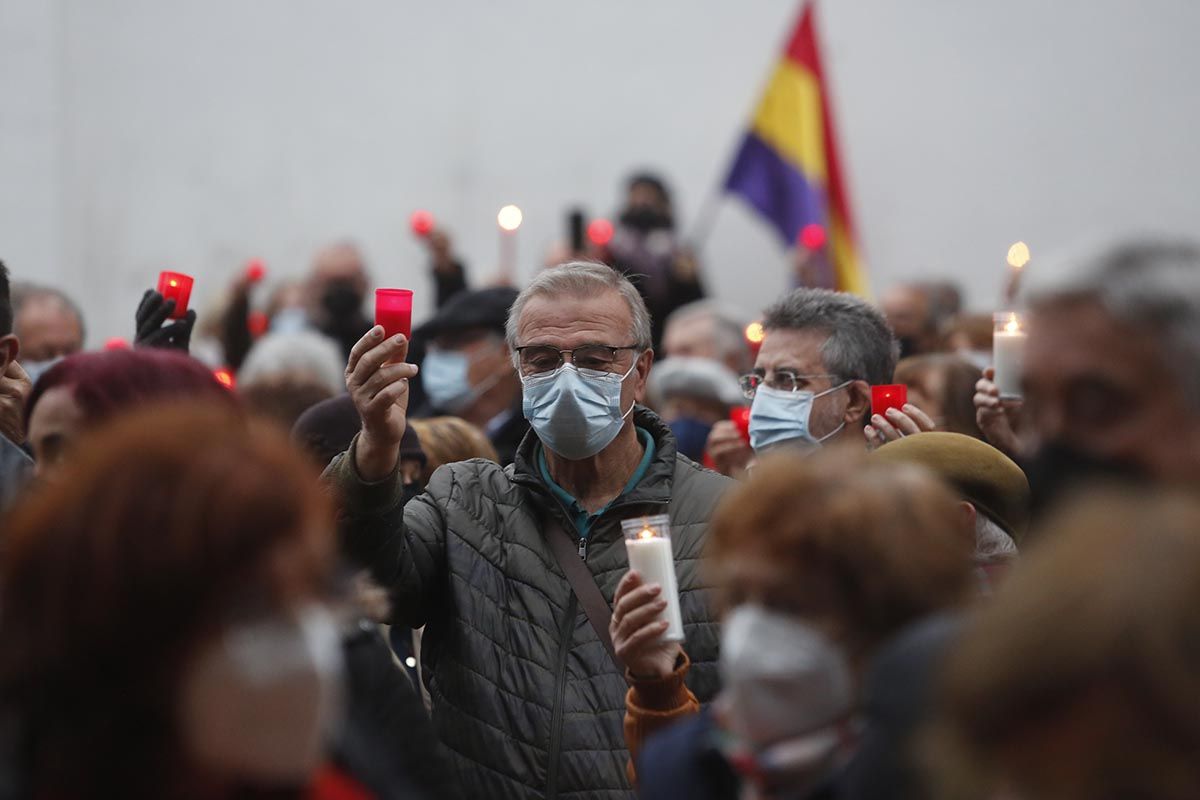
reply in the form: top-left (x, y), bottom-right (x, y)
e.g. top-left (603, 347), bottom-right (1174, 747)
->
top-left (783, 3), bottom-right (819, 72)
top-left (783, 2), bottom-right (862, 261)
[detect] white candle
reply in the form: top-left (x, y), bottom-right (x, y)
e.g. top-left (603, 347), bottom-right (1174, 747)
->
top-left (993, 312), bottom-right (1027, 399)
top-left (624, 531), bottom-right (685, 643)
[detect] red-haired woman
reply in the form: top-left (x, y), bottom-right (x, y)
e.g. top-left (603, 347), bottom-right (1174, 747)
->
top-left (23, 348), bottom-right (235, 475)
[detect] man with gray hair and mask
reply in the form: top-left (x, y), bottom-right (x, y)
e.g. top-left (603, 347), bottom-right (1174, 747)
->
top-left (975, 237), bottom-right (1200, 513)
top-left (326, 261), bottom-right (729, 798)
top-left (707, 287), bottom-right (933, 477)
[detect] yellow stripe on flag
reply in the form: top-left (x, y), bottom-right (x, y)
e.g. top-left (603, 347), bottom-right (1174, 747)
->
top-left (749, 60), bottom-right (828, 183)
top-left (830, 215), bottom-right (869, 297)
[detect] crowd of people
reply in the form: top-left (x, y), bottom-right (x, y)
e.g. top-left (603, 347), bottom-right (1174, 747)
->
top-left (1, 173), bottom-right (1199, 800)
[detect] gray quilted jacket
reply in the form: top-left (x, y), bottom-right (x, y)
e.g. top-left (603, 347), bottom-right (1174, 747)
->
top-left (327, 407), bottom-right (730, 799)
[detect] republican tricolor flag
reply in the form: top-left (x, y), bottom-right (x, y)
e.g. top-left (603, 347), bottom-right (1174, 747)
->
top-left (725, 2), bottom-right (867, 295)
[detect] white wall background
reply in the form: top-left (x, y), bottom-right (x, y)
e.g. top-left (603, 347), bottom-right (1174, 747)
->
top-left (3, 0), bottom-right (1200, 344)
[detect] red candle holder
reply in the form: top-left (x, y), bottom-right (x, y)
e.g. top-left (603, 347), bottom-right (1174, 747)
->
top-left (244, 259), bottom-right (267, 283)
top-left (871, 384), bottom-right (908, 418)
top-left (375, 289), bottom-right (413, 340)
top-left (157, 271), bottom-right (195, 320)
top-left (730, 406), bottom-right (751, 444)
top-left (410, 210), bottom-right (435, 238)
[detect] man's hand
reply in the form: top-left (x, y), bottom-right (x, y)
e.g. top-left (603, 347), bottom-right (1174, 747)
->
top-left (864, 402), bottom-right (937, 448)
top-left (974, 367), bottom-right (1025, 458)
top-left (0, 360), bottom-right (32, 444)
top-left (707, 420), bottom-right (753, 478)
top-left (134, 289), bottom-right (197, 351)
top-left (346, 326), bottom-right (420, 481)
top-left (610, 570), bottom-right (682, 680)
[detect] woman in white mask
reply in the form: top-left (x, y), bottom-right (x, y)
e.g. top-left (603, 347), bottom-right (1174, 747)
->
top-left (615, 449), bottom-right (975, 800)
top-left (0, 404), bottom-right (363, 800)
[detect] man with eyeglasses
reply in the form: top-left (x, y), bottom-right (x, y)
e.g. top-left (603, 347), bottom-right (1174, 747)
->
top-left (326, 261), bottom-right (730, 798)
top-left (708, 288), bottom-right (929, 477)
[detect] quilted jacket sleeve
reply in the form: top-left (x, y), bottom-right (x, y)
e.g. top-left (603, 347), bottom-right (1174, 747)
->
top-left (326, 434), bottom-right (448, 629)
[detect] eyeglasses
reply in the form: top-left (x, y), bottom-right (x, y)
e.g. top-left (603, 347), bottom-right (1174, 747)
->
top-left (514, 344), bottom-right (640, 376)
top-left (739, 371), bottom-right (839, 399)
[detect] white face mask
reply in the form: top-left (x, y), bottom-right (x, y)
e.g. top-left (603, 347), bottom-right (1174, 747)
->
top-left (718, 605), bottom-right (855, 751)
top-left (178, 605), bottom-right (344, 785)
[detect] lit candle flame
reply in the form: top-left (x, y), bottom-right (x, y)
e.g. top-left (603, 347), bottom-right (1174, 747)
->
top-left (745, 321), bottom-right (765, 344)
top-left (1007, 241), bottom-right (1031, 270)
top-left (638, 527), bottom-right (655, 540)
top-left (168, 279), bottom-right (178, 288)
top-left (497, 204), bottom-right (523, 232)
top-left (1004, 313), bottom-right (1021, 334)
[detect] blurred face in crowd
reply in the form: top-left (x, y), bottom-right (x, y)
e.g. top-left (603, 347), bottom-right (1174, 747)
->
top-left (662, 312), bottom-right (747, 374)
top-left (1023, 298), bottom-right (1200, 482)
top-left (423, 326), bottom-right (516, 416)
top-left (15, 296), bottom-right (83, 362)
top-left (515, 288), bottom-right (652, 437)
top-left (26, 386), bottom-right (85, 475)
top-left (882, 285), bottom-right (933, 357)
top-left (308, 243), bottom-right (368, 322)
top-left (751, 327), bottom-right (866, 446)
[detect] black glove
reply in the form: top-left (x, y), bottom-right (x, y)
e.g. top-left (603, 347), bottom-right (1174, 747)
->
top-left (134, 289), bottom-right (197, 352)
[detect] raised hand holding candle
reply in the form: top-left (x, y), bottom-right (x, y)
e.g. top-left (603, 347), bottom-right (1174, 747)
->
top-left (622, 514), bottom-right (685, 643)
top-left (993, 312), bottom-right (1027, 399)
top-left (157, 271), bottom-right (195, 320)
top-left (375, 289), bottom-right (413, 340)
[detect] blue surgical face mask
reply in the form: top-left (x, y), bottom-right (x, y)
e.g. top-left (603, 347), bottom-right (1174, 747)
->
top-left (423, 343), bottom-right (504, 413)
top-left (748, 382), bottom-right (852, 452)
top-left (21, 357), bottom-right (63, 385)
top-left (521, 358), bottom-right (640, 461)
top-left (270, 307), bottom-right (310, 334)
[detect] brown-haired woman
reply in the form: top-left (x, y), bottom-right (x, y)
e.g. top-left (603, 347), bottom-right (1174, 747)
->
top-left (0, 403), bottom-right (351, 799)
top-left (617, 449), bottom-right (975, 800)
top-left (928, 491), bottom-right (1200, 800)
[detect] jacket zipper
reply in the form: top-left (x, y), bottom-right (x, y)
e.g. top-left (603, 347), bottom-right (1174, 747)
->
top-left (577, 536), bottom-right (588, 559)
top-left (545, 590), bottom-right (577, 800)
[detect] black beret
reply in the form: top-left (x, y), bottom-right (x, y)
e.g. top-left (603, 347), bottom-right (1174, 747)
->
top-left (414, 287), bottom-right (520, 342)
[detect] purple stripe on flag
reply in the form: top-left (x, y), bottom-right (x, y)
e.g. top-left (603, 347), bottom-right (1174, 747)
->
top-left (724, 132), bottom-right (827, 246)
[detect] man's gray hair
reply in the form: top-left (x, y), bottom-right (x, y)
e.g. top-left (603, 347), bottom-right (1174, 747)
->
top-left (237, 330), bottom-right (347, 396)
top-left (1021, 237), bottom-right (1200, 410)
top-left (762, 288), bottom-right (898, 385)
top-left (664, 300), bottom-right (751, 373)
top-left (505, 261), bottom-right (653, 350)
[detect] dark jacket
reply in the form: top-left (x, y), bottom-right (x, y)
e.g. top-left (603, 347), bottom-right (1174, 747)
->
top-left (326, 408), bottom-right (730, 799)
top-left (336, 619), bottom-right (453, 799)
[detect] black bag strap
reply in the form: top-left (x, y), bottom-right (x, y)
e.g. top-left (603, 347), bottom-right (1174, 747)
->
top-left (541, 513), bottom-right (622, 672)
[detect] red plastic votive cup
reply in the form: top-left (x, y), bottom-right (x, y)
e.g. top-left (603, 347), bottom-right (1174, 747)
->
top-left (375, 289), bottom-right (413, 340)
top-left (157, 271), bottom-right (195, 320)
top-left (730, 406), bottom-right (751, 444)
top-left (871, 384), bottom-right (908, 418)
top-left (410, 210), bottom-right (435, 238)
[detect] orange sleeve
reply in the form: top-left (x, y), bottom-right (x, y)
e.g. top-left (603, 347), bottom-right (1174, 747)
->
top-left (623, 653), bottom-right (701, 786)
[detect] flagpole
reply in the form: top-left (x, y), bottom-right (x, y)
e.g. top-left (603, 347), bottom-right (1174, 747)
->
top-left (685, 185), bottom-right (724, 254)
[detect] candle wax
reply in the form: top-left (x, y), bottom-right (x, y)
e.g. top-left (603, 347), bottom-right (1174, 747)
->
top-left (993, 329), bottom-right (1027, 399)
top-left (625, 535), bottom-right (685, 642)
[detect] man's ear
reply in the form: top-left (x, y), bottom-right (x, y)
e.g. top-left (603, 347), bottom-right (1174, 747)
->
top-left (633, 348), bottom-right (655, 403)
top-left (842, 379), bottom-right (871, 427)
top-left (0, 334), bottom-right (18, 373)
top-left (959, 500), bottom-right (977, 542)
